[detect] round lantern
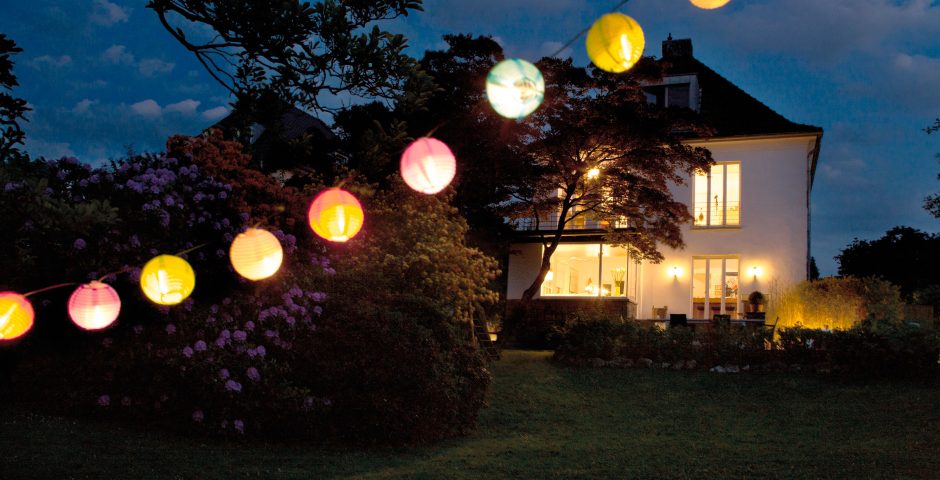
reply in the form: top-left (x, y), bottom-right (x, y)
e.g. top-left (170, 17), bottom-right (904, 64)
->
top-left (690, 0), bottom-right (731, 9)
top-left (485, 58), bottom-right (545, 119)
top-left (230, 228), bottom-right (283, 281)
top-left (68, 281), bottom-right (121, 330)
top-left (400, 137), bottom-right (457, 194)
top-left (140, 254), bottom-right (196, 305)
top-left (0, 292), bottom-right (34, 341)
top-left (585, 13), bottom-right (646, 73)
top-left (307, 188), bottom-right (364, 242)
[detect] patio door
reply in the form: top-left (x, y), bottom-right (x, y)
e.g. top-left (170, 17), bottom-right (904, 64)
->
top-left (691, 257), bottom-right (739, 319)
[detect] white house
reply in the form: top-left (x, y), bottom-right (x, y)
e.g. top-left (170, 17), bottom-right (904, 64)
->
top-left (505, 37), bottom-right (823, 320)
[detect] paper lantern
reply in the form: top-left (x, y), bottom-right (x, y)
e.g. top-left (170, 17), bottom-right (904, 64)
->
top-left (0, 292), bottom-right (34, 341)
top-left (68, 281), bottom-right (121, 330)
top-left (690, 0), bottom-right (731, 9)
top-left (308, 188), bottom-right (364, 242)
top-left (230, 228), bottom-right (283, 281)
top-left (140, 254), bottom-right (195, 305)
top-left (486, 58), bottom-right (545, 119)
top-left (586, 13), bottom-right (645, 73)
top-left (400, 137), bottom-right (457, 194)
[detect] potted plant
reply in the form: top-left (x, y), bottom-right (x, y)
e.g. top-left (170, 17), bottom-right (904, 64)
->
top-left (746, 291), bottom-right (766, 320)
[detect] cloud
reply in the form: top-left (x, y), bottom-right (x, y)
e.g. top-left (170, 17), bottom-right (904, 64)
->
top-left (101, 45), bottom-right (135, 65)
top-left (164, 99), bottom-right (201, 115)
top-left (28, 55), bottom-right (72, 69)
top-left (90, 0), bottom-right (130, 26)
top-left (139, 58), bottom-right (176, 77)
top-left (130, 99), bottom-right (162, 118)
top-left (72, 99), bottom-right (99, 114)
top-left (26, 138), bottom-right (75, 159)
top-left (201, 106), bottom-right (229, 121)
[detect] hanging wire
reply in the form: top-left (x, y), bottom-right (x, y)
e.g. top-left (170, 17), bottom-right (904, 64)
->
top-left (23, 283), bottom-right (78, 298)
top-left (548, 0), bottom-right (633, 58)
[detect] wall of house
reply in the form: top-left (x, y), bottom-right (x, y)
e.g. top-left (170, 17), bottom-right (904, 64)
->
top-left (637, 134), bottom-right (815, 318)
top-left (506, 243), bottom-right (543, 299)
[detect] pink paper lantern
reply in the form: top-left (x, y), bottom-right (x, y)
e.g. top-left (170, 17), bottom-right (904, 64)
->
top-left (68, 281), bottom-right (121, 330)
top-left (400, 137), bottom-right (457, 194)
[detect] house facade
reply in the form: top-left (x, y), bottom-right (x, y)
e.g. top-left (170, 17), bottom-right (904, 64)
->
top-left (505, 37), bottom-right (823, 320)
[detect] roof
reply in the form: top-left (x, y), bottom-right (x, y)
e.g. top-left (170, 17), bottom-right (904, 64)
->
top-left (658, 37), bottom-right (822, 138)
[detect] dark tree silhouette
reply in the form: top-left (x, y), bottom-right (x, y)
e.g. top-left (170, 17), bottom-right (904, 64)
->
top-left (0, 33), bottom-right (30, 162)
top-left (835, 226), bottom-right (940, 299)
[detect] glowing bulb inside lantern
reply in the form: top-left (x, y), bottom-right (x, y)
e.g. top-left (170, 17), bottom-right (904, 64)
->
top-left (308, 188), bottom-right (364, 242)
top-left (400, 137), bottom-right (457, 194)
top-left (586, 13), bottom-right (645, 73)
top-left (230, 228), bottom-right (283, 281)
top-left (486, 58), bottom-right (545, 119)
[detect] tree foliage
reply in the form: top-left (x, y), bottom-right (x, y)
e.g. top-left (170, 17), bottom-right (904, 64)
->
top-left (0, 33), bottom-right (30, 162)
top-left (147, 0), bottom-right (424, 113)
top-left (835, 226), bottom-right (940, 299)
top-left (508, 58), bottom-right (713, 301)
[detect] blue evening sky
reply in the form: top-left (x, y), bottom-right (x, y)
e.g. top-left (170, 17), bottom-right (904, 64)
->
top-left (3, 0), bottom-right (940, 275)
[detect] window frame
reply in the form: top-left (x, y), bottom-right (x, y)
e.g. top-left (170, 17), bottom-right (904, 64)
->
top-left (692, 161), bottom-right (741, 229)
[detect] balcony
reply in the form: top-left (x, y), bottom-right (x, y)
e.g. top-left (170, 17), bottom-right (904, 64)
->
top-left (511, 215), bottom-right (630, 231)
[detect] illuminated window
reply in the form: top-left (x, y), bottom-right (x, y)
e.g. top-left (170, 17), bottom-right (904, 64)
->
top-left (691, 257), bottom-right (739, 319)
top-left (541, 244), bottom-right (638, 299)
top-left (693, 162), bottom-right (740, 227)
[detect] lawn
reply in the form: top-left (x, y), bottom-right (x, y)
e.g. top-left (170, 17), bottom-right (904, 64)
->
top-left (2, 350), bottom-right (939, 479)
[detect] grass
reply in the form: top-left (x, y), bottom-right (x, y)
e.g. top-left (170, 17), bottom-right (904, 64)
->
top-left (2, 350), bottom-right (939, 479)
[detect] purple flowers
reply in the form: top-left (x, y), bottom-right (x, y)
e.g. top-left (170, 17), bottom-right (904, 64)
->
top-left (192, 410), bottom-right (204, 423)
top-left (73, 238), bottom-right (87, 250)
top-left (97, 394), bottom-right (111, 407)
top-left (246, 367), bottom-right (260, 382)
top-left (233, 419), bottom-right (244, 434)
top-left (224, 380), bottom-right (242, 393)
top-left (233, 330), bottom-right (247, 342)
top-left (194, 340), bottom-right (207, 352)
top-left (165, 324), bottom-right (177, 335)
top-left (182, 346), bottom-right (194, 358)
top-left (219, 368), bottom-right (230, 380)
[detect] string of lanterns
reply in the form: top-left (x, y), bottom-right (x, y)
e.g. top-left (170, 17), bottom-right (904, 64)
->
top-left (0, 0), bottom-right (729, 344)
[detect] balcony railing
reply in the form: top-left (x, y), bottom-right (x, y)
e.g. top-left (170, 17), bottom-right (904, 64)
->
top-left (512, 216), bottom-right (630, 231)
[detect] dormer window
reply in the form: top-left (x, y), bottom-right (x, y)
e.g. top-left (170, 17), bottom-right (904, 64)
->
top-left (642, 74), bottom-right (699, 111)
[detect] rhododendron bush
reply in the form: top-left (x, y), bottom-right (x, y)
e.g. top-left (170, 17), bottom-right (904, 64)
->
top-left (1, 133), bottom-right (497, 444)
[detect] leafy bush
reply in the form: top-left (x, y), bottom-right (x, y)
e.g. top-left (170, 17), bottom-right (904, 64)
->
top-left (768, 277), bottom-right (904, 330)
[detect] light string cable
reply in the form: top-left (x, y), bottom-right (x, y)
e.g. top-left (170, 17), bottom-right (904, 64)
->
top-left (548, 0), bottom-right (633, 59)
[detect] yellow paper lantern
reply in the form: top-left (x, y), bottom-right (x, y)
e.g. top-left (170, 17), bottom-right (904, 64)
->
top-left (0, 292), bottom-right (34, 341)
top-left (690, 0), bottom-right (731, 9)
top-left (308, 188), bottom-right (364, 242)
top-left (585, 13), bottom-right (645, 73)
top-left (486, 58), bottom-right (545, 119)
top-left (230, 228), bottom-right (284, 281)
top-left (400, 137), bottom-right (457, 194)
top-left (68, 281), bottom-right (121, 330)
top-left (140, 254), bottom-right (196, 305)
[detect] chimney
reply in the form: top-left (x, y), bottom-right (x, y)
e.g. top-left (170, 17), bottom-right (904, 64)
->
top-left (662, 34), bottom-right (693, 59)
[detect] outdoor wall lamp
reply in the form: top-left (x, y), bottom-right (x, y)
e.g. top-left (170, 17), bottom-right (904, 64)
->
top-left (669, 266), bottom-right (683, 279)
top-left (750, 266), bottom-right (763, 278)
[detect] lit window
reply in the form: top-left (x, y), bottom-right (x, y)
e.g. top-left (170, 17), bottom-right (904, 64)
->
top-left (541, 244), bottom-right (638, 300)
top-left (693, 163), bottom-right (740, 227)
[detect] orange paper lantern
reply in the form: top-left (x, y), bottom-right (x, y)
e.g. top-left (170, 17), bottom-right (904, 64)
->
top-left (308, 188), bottom-right (364, 242)
top-left (230, 228), bottom-right (283, 281)
top-left (0, 291), bottom-right (34, 341)
top-left (400, 137), bottom-right (457, 194)
top-left (140, 254), bottom-right (196, 305)
top-left (68, 281), bottom-right (121, 330)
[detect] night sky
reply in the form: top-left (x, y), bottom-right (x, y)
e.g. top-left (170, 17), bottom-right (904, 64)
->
top-left (3, 0), bottom-right (939, 275)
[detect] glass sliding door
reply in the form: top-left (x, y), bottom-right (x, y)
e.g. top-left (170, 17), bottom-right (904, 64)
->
top-left (541, 243), bottom-right (635, 299)
top-left (691, 256), bottom-right (740, 319)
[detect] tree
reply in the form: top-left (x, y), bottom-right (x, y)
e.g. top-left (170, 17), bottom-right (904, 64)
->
top-left (809, 256), bottom-right (820, 281)
top-left (147, 0), bottom-right (424, 114)
top-left (0, 33), bottom-right (30, 162)
top-left (507, 58), bottom-right (713, 302)
top-left (835, 226), bottom-right (940, 299)
top-left (925, 118), bottom-right (940, 219)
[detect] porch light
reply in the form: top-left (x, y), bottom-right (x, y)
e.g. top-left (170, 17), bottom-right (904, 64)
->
top-left (749, 266), bottom-right (763, 278)
top-left (586, 13), bottom-right (645, 73)
top-left (544, 270), bottom-right (554, 282)
top-left (230, 228), bottom-right (283, 281)
top-left (669, 266), bottom-right (683, 278)
top-left (68, 281), bottom-right (121, 330)
top-left (486, 58), bottom-right (545, 119)
top-left (140, 254), bottom-right (196, 306)
top-left (0, 291), bottom-right (34, 340)
top-left (690, 0), bottom-right (731, 9)
top-left (308, 188), bottom-right (364, 242)
top-left (400, 137), bottom-right (456, 194)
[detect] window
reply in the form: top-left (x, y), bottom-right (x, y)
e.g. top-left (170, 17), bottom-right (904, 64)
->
top-left (541, 244), bottom-right (638, 299)
top-left (643, 83), bottom-right (690, 109)
top-left (691, 257), bottom-right (739, 319)
top-left (693, 162), bottom-right (740, 227)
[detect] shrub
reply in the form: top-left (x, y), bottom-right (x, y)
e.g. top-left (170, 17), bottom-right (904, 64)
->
top-left (768, 277), bottom-right (904, 330)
